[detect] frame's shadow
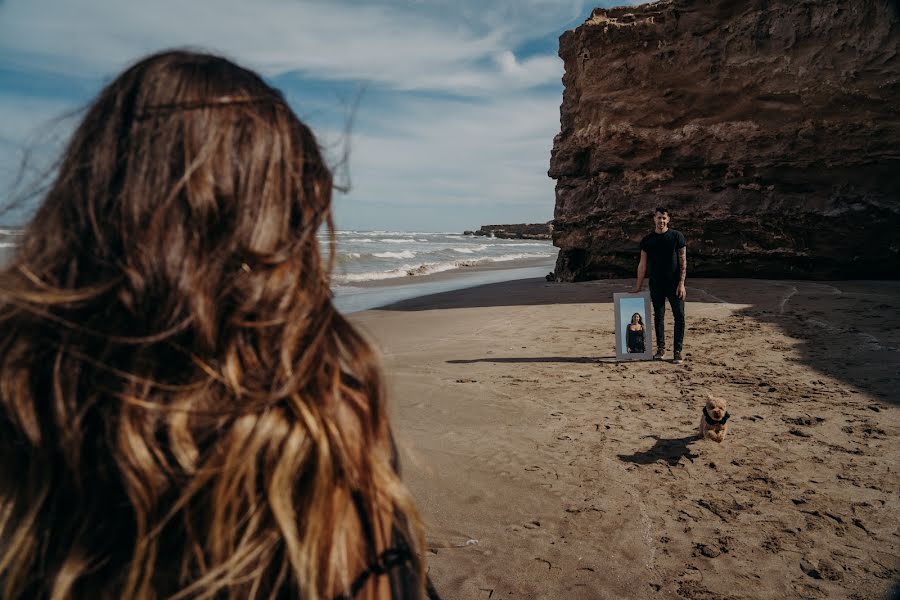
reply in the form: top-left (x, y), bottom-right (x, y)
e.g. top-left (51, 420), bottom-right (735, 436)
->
top-left (617, 435), bottom-right (700, 466)
top-left (446, 356), bottom-right (617, 365)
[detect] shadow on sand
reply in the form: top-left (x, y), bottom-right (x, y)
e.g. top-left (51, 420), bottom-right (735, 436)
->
top-left (446, 356), bottom-right (616, 365)
top-left (378, 277), bottom-right (644, 311)
top-left (617, 435), bottom-right (700, 467)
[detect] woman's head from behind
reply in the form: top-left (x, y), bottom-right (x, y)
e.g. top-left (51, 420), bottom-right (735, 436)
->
top-left (27, 50), bottom-right (334, 348)
top-left (0, 50), bottom-right (422, 600)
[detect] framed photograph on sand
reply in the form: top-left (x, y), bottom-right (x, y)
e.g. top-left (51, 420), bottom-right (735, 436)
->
top-left (613, 292), bottom-right (654, 361)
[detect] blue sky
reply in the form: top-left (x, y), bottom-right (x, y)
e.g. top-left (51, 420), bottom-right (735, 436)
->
top-left (0, 0), bottom-right (638, 231)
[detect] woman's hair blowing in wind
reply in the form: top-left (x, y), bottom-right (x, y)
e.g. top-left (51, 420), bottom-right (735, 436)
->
top-left (0, 50), bottom-right (425, 599)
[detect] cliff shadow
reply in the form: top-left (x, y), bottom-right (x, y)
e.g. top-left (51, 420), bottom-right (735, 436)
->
top-left (377, 277), bottom-right (721, 311)
top-left (375, 277), bottom-right (611, 310)
top-left (690, 279), bottom-right (900, 406)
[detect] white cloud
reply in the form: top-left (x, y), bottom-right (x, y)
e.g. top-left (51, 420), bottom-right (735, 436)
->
top-left (324, 90), bottom-right (561, 222)
top-left (493, 50), bottom-right (562, 88)
top-left (0, 0), bottom-right (644, 228)
top-left (0, 0), bottom-right (568, 94)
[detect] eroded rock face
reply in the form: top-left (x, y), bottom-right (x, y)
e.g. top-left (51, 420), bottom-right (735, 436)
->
top-left (549, 0), bottom-right (900, 281)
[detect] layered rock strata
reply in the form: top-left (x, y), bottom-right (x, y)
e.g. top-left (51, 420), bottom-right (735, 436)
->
top-left (549, 0), bottom-right (900, 280)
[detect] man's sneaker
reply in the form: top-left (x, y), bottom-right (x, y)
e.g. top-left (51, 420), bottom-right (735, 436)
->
top-left (653, 348), bottom-right (665, 360)
top-left (673, 351), bottom-right (683, 364)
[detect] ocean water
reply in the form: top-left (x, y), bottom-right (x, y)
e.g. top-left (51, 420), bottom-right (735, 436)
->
top-left (326, 230), bottom-right (554, 282)
top-left (324, 230), bottom-right (557, 311)
top-left (0, 229), bottom-right (558, 312)
top-left (0, 227), bottom-right (22, 267)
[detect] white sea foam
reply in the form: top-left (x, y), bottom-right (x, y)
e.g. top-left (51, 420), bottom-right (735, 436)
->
top-left (486, 242), bottom-right (549, 247)
top-left (333, 252), bottom-right (553, 283)
top-left (373, 250), bottom-right (416, 259)
top-left (402, 262), bottom-right (465, 276)
top-left (334, 262), bottom-right (463, 282)
top-left (335, 265), bottom-right (419, 282)
top-left (347, 238), bottom-right (374, 243)
top-left (485, 252), bottom-right (553, 262)
top-left (451, 244), bottom-right (488, 254)
top-left (378, 238), bottom-right (413, 243)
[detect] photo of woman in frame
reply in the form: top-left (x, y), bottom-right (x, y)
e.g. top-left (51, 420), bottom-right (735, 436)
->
top-left (613, 292), bottom-right (654, 361)
top-left (627, 312), bottom-right (646, 354)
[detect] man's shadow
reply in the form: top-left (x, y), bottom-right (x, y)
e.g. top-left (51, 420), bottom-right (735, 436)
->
top-left (617, 435), bottom-right (699, 466)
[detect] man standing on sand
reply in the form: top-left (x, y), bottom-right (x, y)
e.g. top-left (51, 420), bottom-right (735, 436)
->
top-left (632, 206), bottom-right (687, 364)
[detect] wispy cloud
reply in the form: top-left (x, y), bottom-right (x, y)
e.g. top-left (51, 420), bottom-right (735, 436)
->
top-left (0, 0), bottom-right (572, 94)
top-left (336, 91), bottom-right (561, 202)
top-left (0, 0), bottom-right (640, 229)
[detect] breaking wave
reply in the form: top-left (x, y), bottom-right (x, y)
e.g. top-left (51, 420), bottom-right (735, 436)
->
top-left (333, 252), bottom-right (552, 283)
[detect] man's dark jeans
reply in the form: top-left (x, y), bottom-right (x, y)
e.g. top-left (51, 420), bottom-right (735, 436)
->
top-left (649, 279), bottom-right (684, 352)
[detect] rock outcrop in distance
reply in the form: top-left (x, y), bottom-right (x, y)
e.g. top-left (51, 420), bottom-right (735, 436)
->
top-left (464, 223), bottom-right (553, 240)
top-left (549, 0), bottom-right (900, 281)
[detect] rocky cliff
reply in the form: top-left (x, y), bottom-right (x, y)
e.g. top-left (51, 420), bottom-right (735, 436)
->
top-left (549, 0), bottom-right (900, 281)
top-left (465, 223), bottom-right (553, 240)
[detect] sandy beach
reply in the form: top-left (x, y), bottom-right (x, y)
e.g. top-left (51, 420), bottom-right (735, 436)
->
top-left (351, 277), bottom-right (900, 600)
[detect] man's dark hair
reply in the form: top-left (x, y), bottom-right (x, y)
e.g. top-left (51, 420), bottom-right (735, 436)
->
top-left (654, 206), bottom-right (669, 216)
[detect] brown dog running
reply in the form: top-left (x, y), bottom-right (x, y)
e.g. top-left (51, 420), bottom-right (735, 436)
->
top-left (699, 395), bottom-right (730, 443)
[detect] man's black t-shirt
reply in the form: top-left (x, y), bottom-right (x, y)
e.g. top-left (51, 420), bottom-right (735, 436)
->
top-left (640, 229), bottom-right (686, 284)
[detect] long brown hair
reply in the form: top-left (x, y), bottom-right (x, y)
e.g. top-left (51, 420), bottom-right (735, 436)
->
top-left (0, 50), bottom-right (424, 599)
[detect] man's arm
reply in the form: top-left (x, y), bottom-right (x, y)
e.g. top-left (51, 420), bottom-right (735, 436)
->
top-left (632, 250), bottom-right (648, 293)
top-left (677, 246), bottom-right (687, 300)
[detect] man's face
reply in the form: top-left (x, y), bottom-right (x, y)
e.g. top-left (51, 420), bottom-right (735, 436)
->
top-left (654, 211), bottom-right (670, 231)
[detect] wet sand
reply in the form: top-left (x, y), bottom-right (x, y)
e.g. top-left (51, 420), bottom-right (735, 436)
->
top-left (351, 278), bottom-right (900, 600)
